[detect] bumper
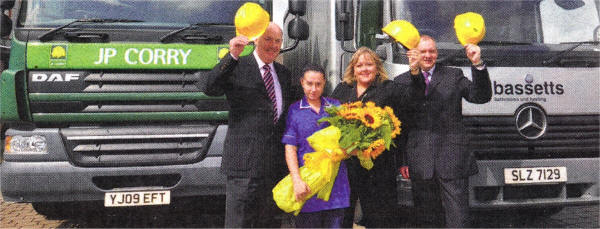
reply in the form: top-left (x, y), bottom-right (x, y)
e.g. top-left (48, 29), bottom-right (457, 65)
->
top-left (469, 158), bottom-right (599, 209)
top-left (0, 125), bottom-right (228, 203)
top-left (397, 158), bottom-right (600, 208)
top-left (0, 156), bottom-right (225, 203)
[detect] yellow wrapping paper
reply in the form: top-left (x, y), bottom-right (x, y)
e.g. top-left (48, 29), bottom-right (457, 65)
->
top-left (272, 126), bottom-right (347, 215)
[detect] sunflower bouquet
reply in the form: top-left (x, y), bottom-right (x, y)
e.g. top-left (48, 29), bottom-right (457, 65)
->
top-left (273, 101), bottom-right (401, 215)
top-left (320, 101), bottom-right (402, 169)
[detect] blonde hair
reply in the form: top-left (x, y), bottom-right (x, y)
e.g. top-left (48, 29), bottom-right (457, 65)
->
top-left (342, 47), bottom-right (389, 85)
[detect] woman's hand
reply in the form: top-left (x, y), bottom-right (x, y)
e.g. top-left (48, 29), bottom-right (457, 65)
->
top-left (291, 177), bottom-right (311, 201)
top-left (285, 144), bottom-right (311, 201)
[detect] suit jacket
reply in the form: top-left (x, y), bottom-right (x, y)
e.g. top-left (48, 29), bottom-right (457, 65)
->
top-left (199, 54), bottom-right (293, 178)
top-left (395, 65), bottom-right (492, 180)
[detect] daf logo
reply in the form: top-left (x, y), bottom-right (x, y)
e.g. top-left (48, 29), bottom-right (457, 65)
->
top-left (515, 105), bottom-right (547, 139)
top-left (31, 73), bottom-right (80, 82)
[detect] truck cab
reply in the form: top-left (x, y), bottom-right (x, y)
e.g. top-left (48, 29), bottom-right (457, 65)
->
top-left (0, 0), bottom-right (307, 217)
top-left (279, 0), bottom-right (599, 213)
top-left (386, 0), bottom-right (600, 211)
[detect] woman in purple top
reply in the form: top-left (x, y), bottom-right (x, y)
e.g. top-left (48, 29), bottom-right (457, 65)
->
top-left (281, 65), bottom-right (350, 228)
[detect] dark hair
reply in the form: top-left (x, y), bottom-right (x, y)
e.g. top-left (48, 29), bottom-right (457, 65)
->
top-left (301, 64), bottom-right (326, 80)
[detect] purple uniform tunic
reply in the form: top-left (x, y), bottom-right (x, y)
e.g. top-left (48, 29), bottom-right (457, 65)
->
top-left (281, 96), bottom-right (350, 213)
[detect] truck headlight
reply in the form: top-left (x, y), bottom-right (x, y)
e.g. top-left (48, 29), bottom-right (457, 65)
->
top-left (5, 135), bottom-right (48, 154)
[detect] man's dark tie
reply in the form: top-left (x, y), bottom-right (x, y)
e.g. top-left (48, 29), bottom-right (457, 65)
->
top-left (262, 64), bottom-right (278, 123)
top-left (423, 71), bottom-right (431, 95)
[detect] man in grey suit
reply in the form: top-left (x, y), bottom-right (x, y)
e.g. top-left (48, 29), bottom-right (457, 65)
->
top-left (201, 23), bottom-right (294, 228)
top-left (394, 35), bottom-right (492, 227)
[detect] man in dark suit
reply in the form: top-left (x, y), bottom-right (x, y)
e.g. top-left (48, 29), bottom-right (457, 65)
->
top-left (394, 35), bottom-right (492, 227)
top-left (200, 23), bottom-right (294, 228)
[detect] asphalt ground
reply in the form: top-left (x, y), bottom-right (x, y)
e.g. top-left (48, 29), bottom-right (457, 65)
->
top-left (1, 195), bottom-right (598, 228)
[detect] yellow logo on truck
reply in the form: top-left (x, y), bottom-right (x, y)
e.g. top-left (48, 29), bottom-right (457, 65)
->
top-left (218, 47), bottom-right (229, 60)
top-left (50, 45), bottom-right (67, 59)
top-left (49, 45), bottom-right (68, 66)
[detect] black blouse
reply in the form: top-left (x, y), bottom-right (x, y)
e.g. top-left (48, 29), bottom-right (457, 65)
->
top-left (330, 77), bottom-right (424, 125)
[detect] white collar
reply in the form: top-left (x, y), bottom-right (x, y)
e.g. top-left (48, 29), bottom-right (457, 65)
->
top-left (422, 65), bottom-right (436, 76)
top-left (253, 50), bottom-right (273, 70)
top-left (299, 97), bottom-right (333, 110)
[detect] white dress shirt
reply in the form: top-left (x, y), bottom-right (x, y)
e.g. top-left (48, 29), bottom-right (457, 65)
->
top-left (253, 51), bottom-right (283, 119)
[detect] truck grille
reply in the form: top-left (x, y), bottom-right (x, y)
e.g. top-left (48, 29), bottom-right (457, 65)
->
top-left (28, 70), bottom-right (228, 114)
top-left (61, 125), bottom-right (216, 167)
top-left (466, 115), bottom-right (599, 160)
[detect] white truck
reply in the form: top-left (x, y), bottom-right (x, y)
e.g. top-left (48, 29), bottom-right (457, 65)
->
top-left (275, 0), bottom-right (599, 215)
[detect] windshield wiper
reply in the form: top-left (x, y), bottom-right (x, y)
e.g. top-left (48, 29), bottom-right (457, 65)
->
top-left (39, 18), bottom-right (144, 42)
top-left (160, 23), bottom-right (219, 43)
top-left (478, 40), bottom-right (534, 46)
top-left (543, 41), bottom-right (600, 66)
top-left (437, 40), bottom-right (534, 65)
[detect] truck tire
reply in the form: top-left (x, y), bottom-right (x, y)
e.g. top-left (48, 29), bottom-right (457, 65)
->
top-left (31, 202), bottom-right (77, 219)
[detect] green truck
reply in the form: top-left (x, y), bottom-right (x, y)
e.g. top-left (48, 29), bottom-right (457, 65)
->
top-left (0, 0), bottom-right (307, 217)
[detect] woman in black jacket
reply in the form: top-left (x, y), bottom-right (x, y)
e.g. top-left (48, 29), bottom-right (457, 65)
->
top-left (332, 47), bottom-right (424, 228)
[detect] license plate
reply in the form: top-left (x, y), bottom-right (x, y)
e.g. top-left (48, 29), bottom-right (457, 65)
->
top-left (504, 167), bottom-right (567, 184)
top-left (104, 190), bottom-right (170, 207)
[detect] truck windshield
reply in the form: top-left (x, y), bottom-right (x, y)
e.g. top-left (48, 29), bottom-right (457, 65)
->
top-left (19, 0), bottom-right (263, 27)
top-left (392, 0), bottom-right (600, 44)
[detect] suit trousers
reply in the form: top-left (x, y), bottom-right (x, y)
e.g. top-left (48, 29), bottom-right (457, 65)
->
top-left (225, 176), bottom-right (282, 228)
top-left (342, 157), bottom-right (399, 228)
top-left (412, 177), bottom-right (470, 228)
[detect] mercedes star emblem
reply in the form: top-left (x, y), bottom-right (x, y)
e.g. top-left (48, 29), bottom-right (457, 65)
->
top-left (515, 105), bottom-right (547, 139)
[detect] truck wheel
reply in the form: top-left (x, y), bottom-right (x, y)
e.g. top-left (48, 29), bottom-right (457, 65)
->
top-left (31, 202), bottom-right (77, 219)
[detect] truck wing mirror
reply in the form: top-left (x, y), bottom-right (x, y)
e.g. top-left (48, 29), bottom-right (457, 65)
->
top-left (281, 0), bottom-right (309, 53)
top-left (1, 0), bottom-right (15, 10)
top-left (554, 0), bottom-right (585, 10)
top-left (335, 0), bottom-right (354, 41)
top-left (281, 17), bottom-right (309, 53)
top-left (288, 17), bottom-right (309, 40)
top-left (1, 13), bottom-right (11, 37)
top-left (289, 0), bottom-right (306, 16)
top-left (1, 0), bottom-right (14, 37)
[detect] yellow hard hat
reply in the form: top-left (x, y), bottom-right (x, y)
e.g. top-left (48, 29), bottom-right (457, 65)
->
top-left (454, 12), bottom-right (486, 46)
top-left (382, 20), bottom-right (420, 49)
top-left (234, 2), bottom-right (270, 41)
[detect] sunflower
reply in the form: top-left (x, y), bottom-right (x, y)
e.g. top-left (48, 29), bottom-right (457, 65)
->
top-left (361, 108), bottom-right (382, 129)
top-left (383, 106), bottom-right (395, 118)
top-left (366, 139), bottom-right (386, 159)
top-left (339, 107), bottom-right (362, 120)
top-left (391, 117), bottom-right (402, 138)
top-left (384, 106), bottom-right (402, 138)
top-left (365, 101), bottom-right (377, 108)
top-left (342, 101), bottom-right (363, 110)
top-left (361, 148), bottom-right (372, 159)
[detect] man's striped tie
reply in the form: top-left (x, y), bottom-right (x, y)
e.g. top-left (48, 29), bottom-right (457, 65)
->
top-left (262, 64), bottom-right (278, 123)
top-left (423, 71), bottom-right (431, 95)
